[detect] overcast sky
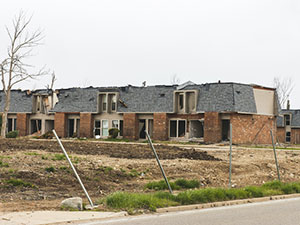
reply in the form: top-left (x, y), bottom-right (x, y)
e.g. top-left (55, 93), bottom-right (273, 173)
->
top-left (1, 0), bottom-right (300, 108)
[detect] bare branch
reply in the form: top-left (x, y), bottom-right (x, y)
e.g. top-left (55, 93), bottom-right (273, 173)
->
top-left (273, 76), bottom-right (294, 109)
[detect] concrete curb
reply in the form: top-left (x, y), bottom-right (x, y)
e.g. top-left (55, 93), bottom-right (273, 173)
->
top-left (156, 193), bottom-right (300, 213)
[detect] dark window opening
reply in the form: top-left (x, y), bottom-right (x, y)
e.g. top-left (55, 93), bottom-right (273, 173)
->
top-left (222, 120), bottom-right (230, 141)
top-left (8, 119), bottom-right (13, 132)
top-left (190, 120), bottom-right (204, 138)
top-left (179, 94), bottom-right (184, 110)
top-left (284, 115), bottom-right (291, 126)
top-left (45, 120), bottom-right (54, 132)
top-left (286, 132), bottom-right (291, 143)
top-left (170, 121), bottom-right (177, 137)
top-left (119, 120), bottom-right (123, 136)
top-left (94, 120), bottom-right (101, 136)
top-left (31, 119), bottom-right (42, 134)
top-left (139, 119), bottom-right (146, 139)
top-left (68, 119), bottom-right (75, 137)
top-left (178, 120), bottom-right (186, 137)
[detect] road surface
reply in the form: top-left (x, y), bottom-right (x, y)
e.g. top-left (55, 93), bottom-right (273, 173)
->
top-left (79, 197), bottom-right (300, 225)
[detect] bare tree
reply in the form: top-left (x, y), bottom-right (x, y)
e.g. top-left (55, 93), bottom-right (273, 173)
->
top-left (273, 77), bottom-right (294, 109)
top-left (0, 11), bottom-right (47, 138)
top-left (45, 71), bottom-right (57, 90)
top-left (170, 74), bottom-right (180, 85)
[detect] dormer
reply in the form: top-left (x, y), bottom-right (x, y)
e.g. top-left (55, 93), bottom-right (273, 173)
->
top-left (32, 92), bottom-right (58, 114)
top-left (173, 90), bottom-right (198, 114)
top-left (98, 92), bottom-right (119, 113)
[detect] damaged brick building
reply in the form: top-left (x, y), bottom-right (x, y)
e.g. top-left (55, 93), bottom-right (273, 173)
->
top-left (0, 82), bottom-right (280, 144)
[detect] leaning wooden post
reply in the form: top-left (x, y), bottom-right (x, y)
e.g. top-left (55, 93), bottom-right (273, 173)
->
top-left (52, 129), bottom-right (95, 207)
top-left (145, 131), bottom-right (173, 194)
top-left (270, 130), bottom-right (281, 181)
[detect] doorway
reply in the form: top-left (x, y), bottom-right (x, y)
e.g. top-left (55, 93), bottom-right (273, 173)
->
top-left (222, 120), bottom-right (230, 141)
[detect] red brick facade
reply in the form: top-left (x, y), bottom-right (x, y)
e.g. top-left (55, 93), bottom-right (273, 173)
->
top-left (276, 127), bottom-right (285, 143)
top-left (123, 113), bottom-right (139, 140)
top-left (231, 114), bottom-right (276, 144)
top-left (54, 112), bottom-right (67, 137)
top-left (277, 127), bottom-right (300, 144)
top-left (204, 112), bottom-right (222, 143)
top-left (153, 113), bottom-right (169, 140)
top-left (16, 113), bottom-right (28, 136)
top-left (79, 113), bottom-right (93, 138)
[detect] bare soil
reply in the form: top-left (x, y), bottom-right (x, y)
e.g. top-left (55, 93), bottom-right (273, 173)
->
top-left (0, 138), bottom-right (300, 212)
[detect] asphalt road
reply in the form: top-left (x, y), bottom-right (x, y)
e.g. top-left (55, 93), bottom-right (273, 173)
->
top-left (79, 198), bottom-right (300, 225)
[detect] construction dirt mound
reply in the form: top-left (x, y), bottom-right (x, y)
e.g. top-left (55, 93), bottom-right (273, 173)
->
top-left (0, 139), bottom-right (221, 161)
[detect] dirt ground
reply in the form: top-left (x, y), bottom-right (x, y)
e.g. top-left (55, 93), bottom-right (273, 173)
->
top-left (0, 138), bottom-right (300, 212)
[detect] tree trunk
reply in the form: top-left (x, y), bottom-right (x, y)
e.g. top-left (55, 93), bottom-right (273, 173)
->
top-left (1, 90), bottom-right (11, 138)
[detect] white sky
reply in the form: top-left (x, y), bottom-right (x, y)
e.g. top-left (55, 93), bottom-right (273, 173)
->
top-left (1, 0), bottom-right (300, 108)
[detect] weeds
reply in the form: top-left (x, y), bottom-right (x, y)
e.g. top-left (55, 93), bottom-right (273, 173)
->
top-left (52, 154), bottom-right (66, 161)
top-left (103, 181), bottom-right (300, 213)
top-left (25, 152), bottom-right (40, 156)
top-left (5, 179), bottom-right (36, 188)
top-left (45, 166), bottom-right (55, 173)
top-left (0, 160), bottom-right (9, 168)
top-left (145, 179), bottom-right (200, 190)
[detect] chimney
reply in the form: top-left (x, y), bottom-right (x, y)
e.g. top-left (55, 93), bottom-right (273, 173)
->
top-left (287, 100), bottom-right (290, 110)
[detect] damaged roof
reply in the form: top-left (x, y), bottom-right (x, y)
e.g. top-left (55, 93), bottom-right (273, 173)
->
top-left (0, 90), bottom-right (32, 113)
top-left (277, 110), bottom-right (300, 128)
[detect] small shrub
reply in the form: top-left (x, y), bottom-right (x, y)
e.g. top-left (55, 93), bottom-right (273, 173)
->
top-left (109, 128), bottom-right (119, 139)
top-left (244, 186), bottom-right (264, 198)
top-left (45, 166), bottom-right (55, 173)
top-left (175, 179), bottom-right (200, 189)
top-left (6, 130), bottom-right (18, 138)
top-left (41, 155), bottom-right (48, 160)
top-left (40, 131), bottom-right (54, 139)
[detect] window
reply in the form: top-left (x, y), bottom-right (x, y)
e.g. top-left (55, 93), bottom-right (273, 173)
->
top-left (112, 95), bottom-right (116, 111)
top-left (102, 95), bottom-right (107, 111)
top-left (7, 118), bottom-right (17, 132)
top-left (170, 120), bottom-right (186, 138)
top-left (179, 94), bottom-right (184, 110)
top-left (94, 120), bottom-right (101, 136)
top-left (286, 132), bottom-right (291, 143)
top-left (112, 120), bottom-right (119, 129)
top-left (119, 120), bottom-right (123, 136)
top-left (284, 115), bottom-right (291, 126)
top-left (102, 120), bottom-right (109, 136)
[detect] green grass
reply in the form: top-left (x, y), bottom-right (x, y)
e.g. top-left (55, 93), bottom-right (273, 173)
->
top-left (103, 181), bottom-right (300, 213)
top-left (25, 152), bottom-right (40, 156)
top-left (52, 154), bottom-right (66, 161)
top-left (5, 179), bottom-right (36, 188)
top-left (145, 179), bottom-right (200, 190)
top-left (45, 166), bottom-right (55, 173)
top-left (0, 160), bottom-right (9, 168)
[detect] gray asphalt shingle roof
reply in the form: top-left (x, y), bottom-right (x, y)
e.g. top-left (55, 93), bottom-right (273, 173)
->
top-left (1, 82), bottom-right (261, 114)
top-left (277, 110), bottom-right (300, 128)
top-left (0, 90), bottom-right (32, 113)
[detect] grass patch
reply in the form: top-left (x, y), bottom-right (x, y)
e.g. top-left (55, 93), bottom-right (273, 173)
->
top-left (52, 154), bottom-right (66, 161)
top-left (5, 179), bottom-right (36, 188)
top-left (25, 152), bottom-right (40, 156)
top-left (103, 181), bottom-right (300, 213)
top-left (145, 179), bottom-right (200, 190)
top-left (45, 166), bottom-right (55, 173)
top-left (105, 192), bottom-right (179, 213)
top-left (0, 160), bottom-right (9, 168)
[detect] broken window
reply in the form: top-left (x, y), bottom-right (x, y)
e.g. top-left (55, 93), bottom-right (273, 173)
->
top-left (189, 120), bottom-right (204, 138)
top-left (139, 119), bottom-right (146, 139)
top-left (112, 120), bottom-right (119, 129)
top-left (286, 131), bottom-right (291, 143)
top-left (68, 119), bottom-right (75, 137)
top-left (31, 119), bottom-right (42, 134)
top-left (102, 120), bottom-right (108, 136)
top-left (170, 120), bottom-right (186, 138)
top-left (284, 115), bottom-right (291, 126)
top-left (94, 120), bottom-right (101, 136)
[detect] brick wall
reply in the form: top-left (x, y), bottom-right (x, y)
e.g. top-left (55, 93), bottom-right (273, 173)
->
top-left (54, 112), bottom-right (67, 137)
top-left (276, 127), bottom-right (285, 143)
top-left (153, 113), bottom-right (169, 140)
top-left (16, 113), bottom-right (28, 136)
top-left (123, 113), bottom-right (139, 140)
top-left (231, 114), bottom-right (276, 144)
top-left (291, 128), bottom-right (300, 144)
top-left (204, 112), bottom-right (221, 143)
top-left (80, 113), bottom-right (93, 138)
